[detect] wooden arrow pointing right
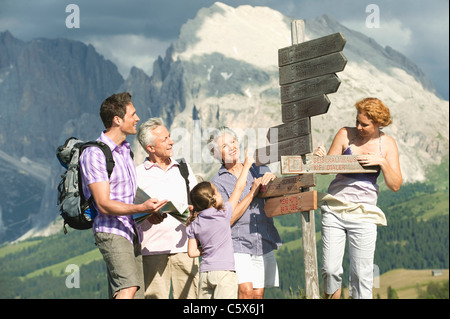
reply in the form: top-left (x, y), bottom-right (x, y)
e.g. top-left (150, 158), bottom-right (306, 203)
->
top-left (267, 117), bottom-right (311, 143)
top-left (279, 52), bottom-right (347, 85)
top-left (254, 134), bottom-right (312, 166)
top-left (278, 32), bottom-right (346, 67)
top-left (282, 94), bottom-right (331, 123)
top-left (280, 73), bottom-right (341, 104)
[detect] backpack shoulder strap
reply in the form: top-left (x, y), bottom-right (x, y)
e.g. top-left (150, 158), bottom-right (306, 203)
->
top-left (80, 141), bottom-right (115, 178)
top-left (176, 158), bottom-right (191, 204)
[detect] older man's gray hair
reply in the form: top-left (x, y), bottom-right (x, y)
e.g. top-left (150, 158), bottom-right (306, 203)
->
top-left (137, 117), bottom-right (164, 152)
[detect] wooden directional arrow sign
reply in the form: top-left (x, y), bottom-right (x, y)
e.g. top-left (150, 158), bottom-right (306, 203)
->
top-left (282, 94), bottom-right (330, 123)
top-left (278, 32), bottom-right (346, 67)
top-left (264, 191), bottom-right (317, 217)
top-left (258, 174), bottom-right (316, 198)
top-left (281, 155), bottom-right (380, 175)
top-left (279, 52), bottom-right (347, 85)
top-left (267, 117), bottom-right (311, 143)
top-left (255, 135), bottom-right (312, 166)
top-left (280, 73), bottom-right (341, 104)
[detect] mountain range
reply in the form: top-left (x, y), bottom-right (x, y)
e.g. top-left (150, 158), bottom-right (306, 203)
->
top-left (0, 2), bottom-right (448, 243)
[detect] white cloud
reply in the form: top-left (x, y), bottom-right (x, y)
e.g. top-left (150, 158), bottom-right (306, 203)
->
top-left (83, 34), bottom-right (172, 77)
top-left (0, 17), bottom-right (20, 31)
top-left (342, 18), bottom-right (412, 52)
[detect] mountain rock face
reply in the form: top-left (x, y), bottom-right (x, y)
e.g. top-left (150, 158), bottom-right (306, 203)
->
top-left (0, 30), bottom-right (124, 242)
top-left (0, 2), bottom-right (448, 242)
top-left (0, 31), bottom-right (124, 160)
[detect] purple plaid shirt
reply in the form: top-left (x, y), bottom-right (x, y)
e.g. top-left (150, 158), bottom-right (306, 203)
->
top-left (79, 132), bottom-right (141, 244)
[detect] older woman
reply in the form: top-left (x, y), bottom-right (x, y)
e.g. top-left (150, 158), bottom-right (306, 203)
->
top-left (314, 97), bottom-right (402, 299)
top-left (208, 127), bottom-right (282, 299)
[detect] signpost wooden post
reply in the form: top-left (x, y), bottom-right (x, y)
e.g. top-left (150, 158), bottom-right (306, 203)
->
top-left (255, 20), bottom-right (348, 299)
top-left (289, 21), bottom-right (320, 300)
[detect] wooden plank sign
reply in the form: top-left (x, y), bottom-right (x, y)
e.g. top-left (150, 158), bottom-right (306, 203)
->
top-left (280, 73), bottom-right (341, 104)
top-left (258, 174), bottom-right (316, 198)
top-left (279, 52), bottom-right (347, 85)
top-left (264, 190), bottom-right (317, 217)
top-left (282, 94), bottom-right (330, 123)
top-left (278, 32), bottom-right (346, 67)
top-left (281, 155), bottom-right (380, 175)
top-left (267, 117), bottom-right (311, 143)
top-left (255, 135), bottom-right (312, 166)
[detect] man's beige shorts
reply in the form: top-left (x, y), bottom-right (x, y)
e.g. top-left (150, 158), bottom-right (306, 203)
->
top-left (94, 232), bottom-right (145, 299)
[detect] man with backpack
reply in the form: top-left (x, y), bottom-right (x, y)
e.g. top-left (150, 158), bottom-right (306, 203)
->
top-left (79, 92), bottom-right (168, 299)
top-left (136, 118), bottom-right (199, 299)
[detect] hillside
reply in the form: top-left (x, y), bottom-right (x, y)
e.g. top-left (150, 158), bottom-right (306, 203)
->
top-left (0, 229), bottom-right (107, 299)
top-left (371, 269), bottom-right (449, 299)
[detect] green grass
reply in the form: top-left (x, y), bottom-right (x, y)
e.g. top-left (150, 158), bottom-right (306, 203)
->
top-left (386, 190), bottom-right (449, 221)
top-left (0, 238), bottom-right (42, 259)
top-left (23, 248), bottom-right (102, 279)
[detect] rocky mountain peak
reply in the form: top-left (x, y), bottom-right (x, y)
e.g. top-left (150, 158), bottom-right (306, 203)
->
top-left (174, 1), bottom-right (291, 70)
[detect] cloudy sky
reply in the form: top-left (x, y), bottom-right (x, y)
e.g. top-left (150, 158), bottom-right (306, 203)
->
top-left (1, 0), bottom-right (448, 99)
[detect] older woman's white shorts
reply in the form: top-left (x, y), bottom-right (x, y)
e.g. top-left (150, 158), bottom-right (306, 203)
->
top-left (234, 251), bottom-right (279, 289)
top-left (321, 210), bottom-right (377, 299)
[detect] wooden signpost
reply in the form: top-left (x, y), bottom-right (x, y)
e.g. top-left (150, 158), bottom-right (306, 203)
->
top-left (254, 30), bottom-right (347, 166)
top-left (254, 20), bottom-right (349, 299)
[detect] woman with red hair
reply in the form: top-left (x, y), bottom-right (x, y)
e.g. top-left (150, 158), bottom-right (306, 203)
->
top-left (314, 97), bottom-right (402, 299)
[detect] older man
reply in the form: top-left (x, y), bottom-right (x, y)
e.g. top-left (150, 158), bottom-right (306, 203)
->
top-left (136, 118), bottom-right (199, 299)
